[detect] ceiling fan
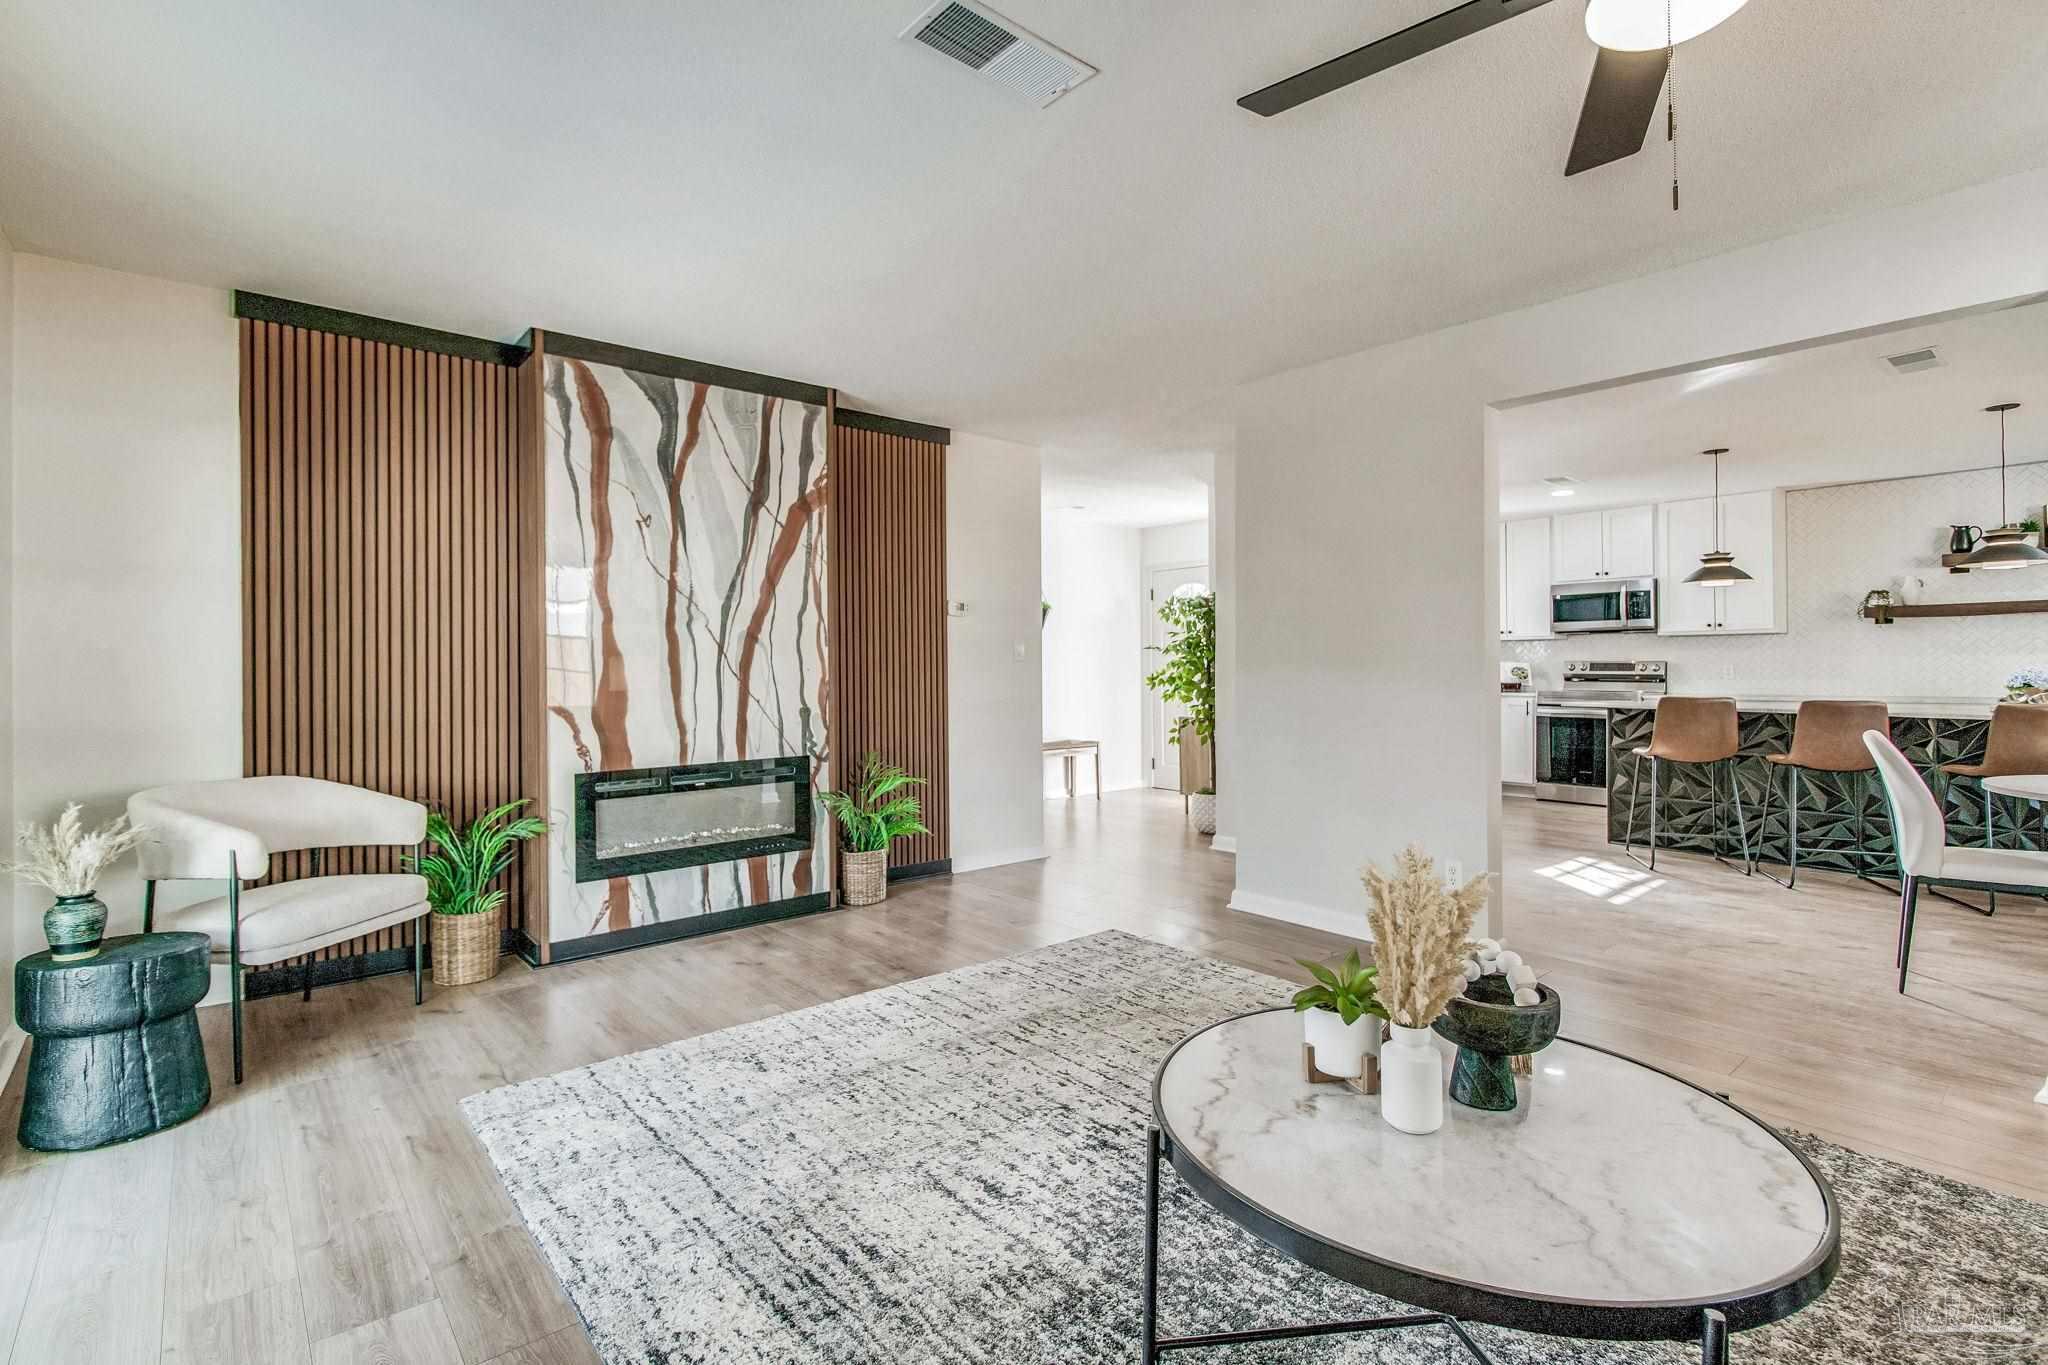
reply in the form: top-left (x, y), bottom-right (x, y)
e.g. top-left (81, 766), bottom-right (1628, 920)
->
top-left (1239, 0), bottom-right (1750, 178)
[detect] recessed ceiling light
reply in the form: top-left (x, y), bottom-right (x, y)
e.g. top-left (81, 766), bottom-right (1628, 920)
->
top-left (1550, 488), bottom-right (1577, 498)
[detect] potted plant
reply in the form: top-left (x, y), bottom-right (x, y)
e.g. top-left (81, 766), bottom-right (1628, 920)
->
top-left (820, 753), bottom-right (930, 907)
top-left (2007, 667), bottom-right (2048, 704)
top-left (1145, 590), bottom-right (1216, 833)
top-left (4, 804), bottom-right (147, 961)
top-left (412, 800), bottom-right (547, 987)
top-left (1360, 845), bottom-right (1490, 1135)
top-left (1292, 948), bottom-right (1386, 1079)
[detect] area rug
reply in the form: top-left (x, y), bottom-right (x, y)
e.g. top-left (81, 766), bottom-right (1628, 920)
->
top-left (461, 931), bottom-right (2047, 1364)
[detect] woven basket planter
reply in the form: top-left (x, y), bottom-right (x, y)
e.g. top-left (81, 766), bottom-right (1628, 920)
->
top-left (431, 905), bottom-right (502, 987)
top-left (841, 849), bottom-right (888, 907)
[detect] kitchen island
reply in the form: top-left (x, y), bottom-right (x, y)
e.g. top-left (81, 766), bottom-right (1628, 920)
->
top-left (1604, 697), bottom-right (2012, 870)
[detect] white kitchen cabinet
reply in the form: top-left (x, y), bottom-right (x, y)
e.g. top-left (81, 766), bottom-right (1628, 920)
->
top-left (1499, 517), bottom-right (1554, 640)
top-left (1501, 694), bottom-right (1536, 786)
top-left (1658, 490), bottom-right (1787, 635)
top-left (1551, 505), bottom-right (1654, 581)
top-left (1603, 505), bottom-right (1656, 578)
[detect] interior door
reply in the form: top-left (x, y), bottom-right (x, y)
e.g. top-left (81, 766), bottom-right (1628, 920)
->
top-left (1147, 564), bottom-right (1210, 791)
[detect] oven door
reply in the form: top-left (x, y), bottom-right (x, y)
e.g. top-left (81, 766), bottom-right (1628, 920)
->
top-left (1534, 707), bottom-right (1609, 806)
top-left (1550, 583), bottom-right (1626, 634)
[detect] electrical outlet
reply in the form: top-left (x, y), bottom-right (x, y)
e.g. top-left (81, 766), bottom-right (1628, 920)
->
top-left (1444, 859), bottom-right (1463, 886)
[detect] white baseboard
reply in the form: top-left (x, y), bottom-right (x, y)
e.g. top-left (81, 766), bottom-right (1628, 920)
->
top-left (1210, 835), bottom-right (1237, 854)
top-left (950, 846), bottom-right (1048, 875)
top-left (0, 1024), bottom-right (23, 1092)
top-left (1228, 888), bottom-right (1369, 940)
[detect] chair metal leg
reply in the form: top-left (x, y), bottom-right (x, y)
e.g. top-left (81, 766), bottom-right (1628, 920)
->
top-left (413, 915), bottom-right (425, 1006)
top-left (1984, 786), bottom-right (1999, 916)
top-left (1648, 756), bottom-right (1659, 872)
top-left (302, 952), bottom-right (315, 1003)
top-left (1623, 750), bottom-right (1645, 864)
top-left (142, 879), bottom-right (156, 934)
top-left (1759, 764), bottom-right (1798, 888)
top-left (1897, 876), bottom-right (1921, 992)
top-left (229, 853), bottom-right (244, 1086)
top-left (1729, 760), bottom-right (1754, 875)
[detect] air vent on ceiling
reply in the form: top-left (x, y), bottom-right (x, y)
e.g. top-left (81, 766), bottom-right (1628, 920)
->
top-left (900, 0), bottom-right (1096, 107)
top-left (1542, 476), bottom-right (1578, 487)
top-left (1882, 346), bottom-right (1944, 375)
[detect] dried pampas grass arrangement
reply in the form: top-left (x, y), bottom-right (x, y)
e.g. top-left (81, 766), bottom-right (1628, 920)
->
top-left (3, 804), bottom-right (147, 896)
top-left (1362, 845), bottom-right (1490, 1028)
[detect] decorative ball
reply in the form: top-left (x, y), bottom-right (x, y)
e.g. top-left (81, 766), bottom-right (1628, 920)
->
top-left (1513, 986), bottom-right (1541, 1006)
top-left (1461, 959), bottom-right (1482, 982)
top-left (1495, 950), bottom-right (1523, 972)
top-left (1507, 963), bottom-right (1537, 988)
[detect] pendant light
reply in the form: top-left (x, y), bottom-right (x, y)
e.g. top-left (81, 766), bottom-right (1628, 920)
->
top-left (1684, 447), bottom-right (1753, 586)
top-left (1962, 403), bottom-right (2048, 570)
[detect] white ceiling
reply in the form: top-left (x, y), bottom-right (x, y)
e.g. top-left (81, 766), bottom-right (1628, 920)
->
top-left (1497, 298), bottom-right (2048, 517)
top-left (1041, 448), bottom-right (1211, 528)
top-left (4, 2), bottom-right (2047, 450)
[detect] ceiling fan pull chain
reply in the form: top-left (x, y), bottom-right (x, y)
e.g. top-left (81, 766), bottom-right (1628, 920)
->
top-left (1667, 0), bottom-right (1679, 210)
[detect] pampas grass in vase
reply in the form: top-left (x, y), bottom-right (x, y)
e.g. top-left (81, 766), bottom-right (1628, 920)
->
top-left (1361, 844), bottom-right (1490, 1135)
top-left (4, 804), bottom-right (148, 961)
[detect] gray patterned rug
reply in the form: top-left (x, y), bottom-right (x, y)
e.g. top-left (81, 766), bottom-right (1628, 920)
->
top-left (461, 931), bottom-right (2047, 1364)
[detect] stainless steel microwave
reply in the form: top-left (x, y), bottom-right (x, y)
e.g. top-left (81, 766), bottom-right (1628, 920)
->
top-left (1550, 577), bottom-right (1657, 634)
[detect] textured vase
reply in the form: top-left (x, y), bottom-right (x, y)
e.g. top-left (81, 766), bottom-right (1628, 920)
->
top-left (1189, 793), bottom-right (1217, 835)
top-left (44, 892), bottom-right (109, 962)
top-left (431, 906), bottom-right (501, 987)
top-left (1302, 1008), bottom-right (1376, 1079)
top-left (842, 849), bottom-right (888, 907)
top-left (1379, 1023), bottom-right (1445, 1135)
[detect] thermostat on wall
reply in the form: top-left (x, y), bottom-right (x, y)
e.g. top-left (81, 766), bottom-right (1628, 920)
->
top-left (947, 601), bottom-right (968, 616)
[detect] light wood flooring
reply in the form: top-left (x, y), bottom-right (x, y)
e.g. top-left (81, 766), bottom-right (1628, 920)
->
top-left (0, 790), bottom-right (2043, 1364)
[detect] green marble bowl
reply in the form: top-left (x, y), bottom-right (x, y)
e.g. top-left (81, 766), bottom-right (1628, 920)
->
top-left (1432, 975), bottom-right (1561, 1111)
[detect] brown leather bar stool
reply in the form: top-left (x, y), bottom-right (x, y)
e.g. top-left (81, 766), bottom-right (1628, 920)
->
top-left (1622, 696), bottom-right (1753, 874)
top-left (1939, 702), bottom-right (2048, 916)
top-left (1755, 702), bottom-right (1890, 889)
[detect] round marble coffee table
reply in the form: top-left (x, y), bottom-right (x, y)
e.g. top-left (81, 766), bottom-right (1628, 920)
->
top-left (1144, 1009), bottom-right (1838, 1364)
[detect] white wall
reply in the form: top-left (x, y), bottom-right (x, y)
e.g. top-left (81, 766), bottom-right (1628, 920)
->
top-left (1229, 167), bottom-right (2048, 943)
top-left (1141, 519), bottom-right (1208, 569)
top-left (12, 256), bottom-right (242, 963)
top-left (0, 230), bottom-right (15, 1074)
top-left (1210, 454), bottom-right (1237, 853)
top-left (1040, 514), bottom-right (1142, 796)
top-left (1507, 462), bottom-right (2048, 698)
top-left (948, 432), bottom-right (1045, 872)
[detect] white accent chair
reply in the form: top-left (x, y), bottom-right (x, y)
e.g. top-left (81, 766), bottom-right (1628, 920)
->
top-left (127, 777), bottom-right (430, 1083)
top-left (1863, 731), bottom-right (2048, 993)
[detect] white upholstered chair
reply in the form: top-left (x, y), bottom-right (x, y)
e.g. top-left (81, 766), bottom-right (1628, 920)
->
top-left (1863, 731), bottom-right (2048, 993)
top-left (128, 777), bottom-right (430, 1083)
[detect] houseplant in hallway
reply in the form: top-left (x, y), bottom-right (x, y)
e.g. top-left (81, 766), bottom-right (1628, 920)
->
top-left (4, 804), bottom-right (147, 961)
top-left (413, 800), bottom-right (547, 986)
top-left (1144, 589), bottom-right (1217, 833)
top-left (1361, 845), bottom-right (1489, 1135)
top-left (821, 752), bottom-right (930, 907)
top-left (1292, 947), bottom-right (1386, 1080)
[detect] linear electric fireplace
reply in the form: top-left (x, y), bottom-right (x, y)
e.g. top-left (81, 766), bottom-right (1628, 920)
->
top-left (574, 757), bottom-right (812, 882)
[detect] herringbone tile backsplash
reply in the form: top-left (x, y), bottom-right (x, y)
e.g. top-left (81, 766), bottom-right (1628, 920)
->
top-left (1506, 463), bottom-right (2048, 698)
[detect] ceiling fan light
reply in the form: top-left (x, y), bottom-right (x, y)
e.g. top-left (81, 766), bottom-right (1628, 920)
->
top-left (1584, 0), bottom-right (1751, 52)
top-left (1684, 551), bottom-right (1753, 586)
top-left (1962, 525), bottom-right (2048, 570)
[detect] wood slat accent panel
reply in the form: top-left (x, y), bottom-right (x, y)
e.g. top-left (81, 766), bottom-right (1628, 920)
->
top-left (829, 419), bottom-right (949, 868)
top-left (241, 319), bottom-right (532, 963)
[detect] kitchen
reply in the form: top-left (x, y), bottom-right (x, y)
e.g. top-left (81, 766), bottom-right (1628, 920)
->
top-left (1498, 299), bottom-right (2048, 881)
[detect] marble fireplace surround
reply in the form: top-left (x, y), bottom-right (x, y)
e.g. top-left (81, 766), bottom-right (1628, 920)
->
top-left (533, 332), bottom-right (834, 958)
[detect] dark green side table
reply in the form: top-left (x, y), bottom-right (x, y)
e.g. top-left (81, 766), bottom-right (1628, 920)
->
top-left (14, 932), bottom-right (212, 1151)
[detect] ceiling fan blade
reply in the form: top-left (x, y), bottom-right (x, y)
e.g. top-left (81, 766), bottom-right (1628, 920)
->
top-left (1564, 46), bottom-right (1668, 176)
top-left (1239, 0), bottom-right (1556, 117)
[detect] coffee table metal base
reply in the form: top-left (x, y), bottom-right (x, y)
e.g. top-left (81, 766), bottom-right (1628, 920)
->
top-left (1141, 1126), bottom-right (1734, 1365)
top-left (1143, 1126), bottom-right (1501, 1364)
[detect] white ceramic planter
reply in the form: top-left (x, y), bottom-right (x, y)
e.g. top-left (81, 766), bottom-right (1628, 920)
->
top-left (1301, 1007), bottom-right (1378, 1079)
top-left (1379, 1023), bottom-right (1446, 1135)
top-left (1189, 792), bottom-right (1217, 835)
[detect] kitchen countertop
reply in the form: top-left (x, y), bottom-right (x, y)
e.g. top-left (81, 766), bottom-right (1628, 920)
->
top-left (1620, 694), bottom-right (1999, 721)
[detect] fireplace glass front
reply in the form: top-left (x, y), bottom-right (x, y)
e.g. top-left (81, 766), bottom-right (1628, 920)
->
top-left (574, 757), bottom-right (811, 882)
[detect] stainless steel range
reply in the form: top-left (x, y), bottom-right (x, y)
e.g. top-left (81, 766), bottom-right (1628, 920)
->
top-left (1533, 661), bottom-right (1668, 806)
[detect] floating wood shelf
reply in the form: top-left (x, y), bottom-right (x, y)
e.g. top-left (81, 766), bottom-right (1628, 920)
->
top-left (1869, 599), bottom-right (2048, 624)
